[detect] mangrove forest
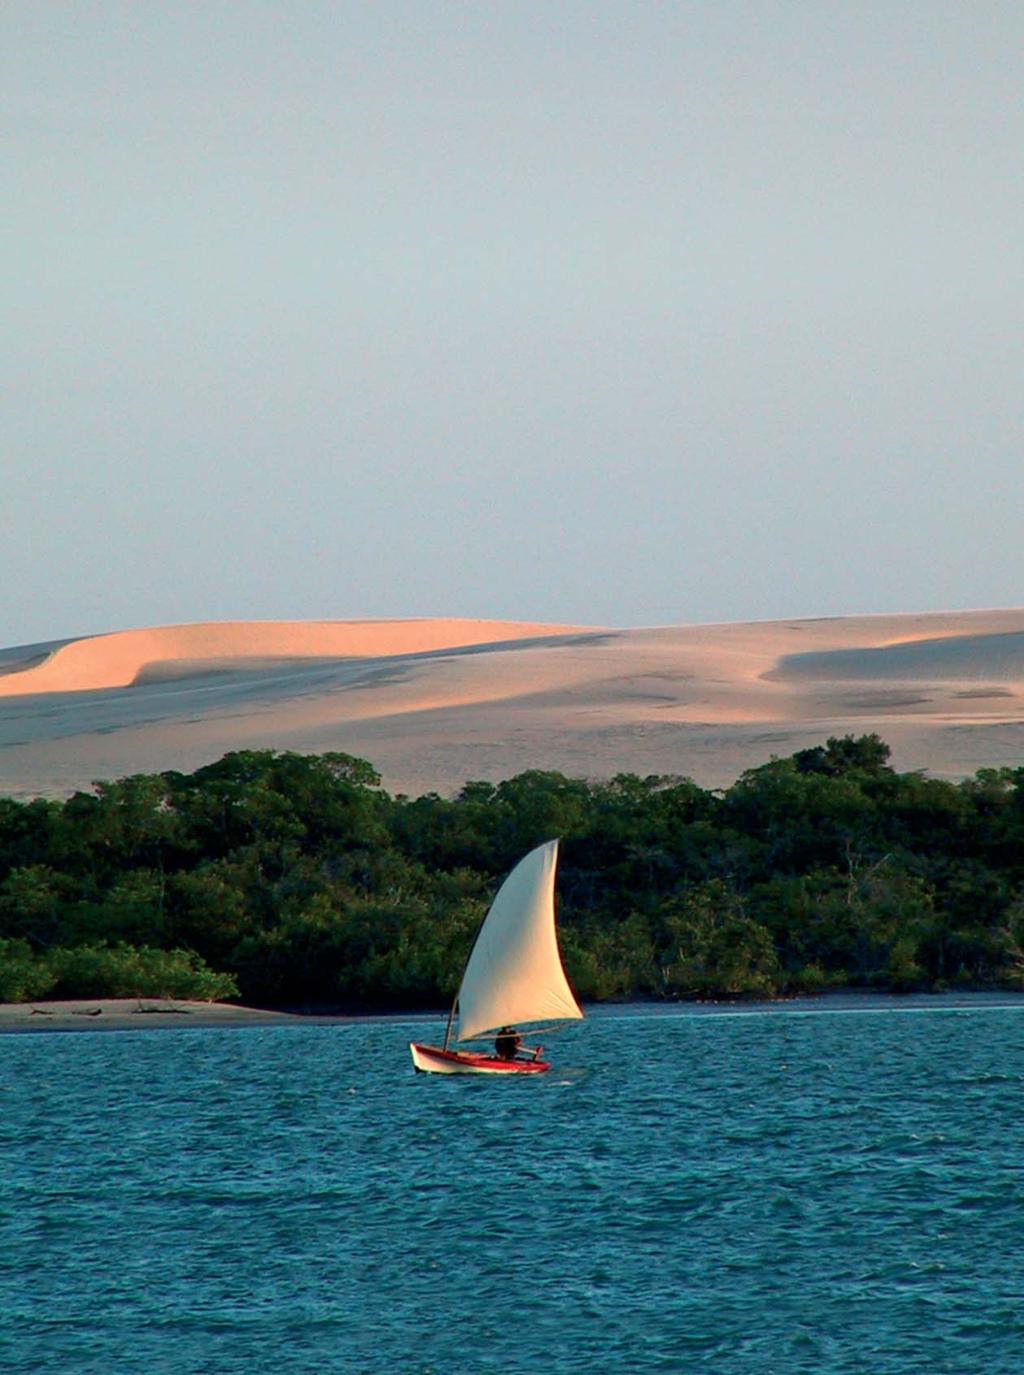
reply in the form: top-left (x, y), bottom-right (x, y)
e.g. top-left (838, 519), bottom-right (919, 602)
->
top-left (3, 734), bottom-right (1024, 1006)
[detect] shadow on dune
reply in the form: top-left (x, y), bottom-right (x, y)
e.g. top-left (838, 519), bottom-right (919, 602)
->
top-left (765, 630), bottom-right (1024, 683)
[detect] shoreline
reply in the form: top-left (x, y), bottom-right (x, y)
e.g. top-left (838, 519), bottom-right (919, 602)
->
top-left (4, 989), bottom-right (1024, 1035)
top-left (0, 998), bottom-right (443, 1036)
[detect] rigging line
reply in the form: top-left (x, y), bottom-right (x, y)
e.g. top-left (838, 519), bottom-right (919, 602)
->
top-left (441, 995), bottom-right (458, 1052)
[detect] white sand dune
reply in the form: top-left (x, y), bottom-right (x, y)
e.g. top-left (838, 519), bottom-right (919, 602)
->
top-left (0, 619), bottom-right (582, 696)
top-left (1, 609), bottom-right (1023, 799)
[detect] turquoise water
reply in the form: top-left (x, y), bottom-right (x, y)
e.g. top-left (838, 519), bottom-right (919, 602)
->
top-left (3, 1003), bottom-right (1024, 1373)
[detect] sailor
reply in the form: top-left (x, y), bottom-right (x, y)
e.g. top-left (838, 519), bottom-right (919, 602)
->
top-left (494, 1026), bottom-right (522, 1061)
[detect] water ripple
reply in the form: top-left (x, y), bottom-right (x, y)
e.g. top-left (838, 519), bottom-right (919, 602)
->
top-left (3, 1006), bottom-right (1024, 1372)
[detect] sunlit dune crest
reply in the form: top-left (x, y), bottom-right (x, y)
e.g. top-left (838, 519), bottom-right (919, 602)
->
top-left (1, 609), bottom-right (1024, 799)
top-left (0, 619), bottom-right (588, 697)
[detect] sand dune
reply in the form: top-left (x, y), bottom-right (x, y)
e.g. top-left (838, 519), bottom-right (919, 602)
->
top-left (0, 619), bottom-right (584, 696)
top-left (1, 609), bottom-right (1023, 799)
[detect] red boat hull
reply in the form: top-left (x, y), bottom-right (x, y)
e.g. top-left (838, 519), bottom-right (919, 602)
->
top-left (409, 1042), bottom-right (550, 1075)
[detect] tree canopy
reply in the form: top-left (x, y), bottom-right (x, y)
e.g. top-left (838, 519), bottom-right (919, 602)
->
top-left (2, 736), bottom-right (1024, 1005)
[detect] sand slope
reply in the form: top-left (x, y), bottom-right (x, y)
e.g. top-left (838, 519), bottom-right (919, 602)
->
top-left (1, 610), bottom-right (1023, 798)
top-left (0, 619), bottom-right (583, 696)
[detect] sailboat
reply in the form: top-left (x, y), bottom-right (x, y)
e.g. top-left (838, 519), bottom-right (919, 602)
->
top-left (409, 839), bottom-right (583, 1074)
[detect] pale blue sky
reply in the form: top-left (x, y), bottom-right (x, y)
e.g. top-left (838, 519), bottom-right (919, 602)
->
top-left (5, 2), bottom-right (1023, 645)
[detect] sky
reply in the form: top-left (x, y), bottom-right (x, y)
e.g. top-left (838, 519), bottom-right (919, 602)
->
top-left (5, 1), bottom-right (1024, 646)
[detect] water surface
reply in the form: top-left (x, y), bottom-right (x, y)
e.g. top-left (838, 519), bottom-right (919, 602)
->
top-left (3, 1003), bottom-right (1023, 1373)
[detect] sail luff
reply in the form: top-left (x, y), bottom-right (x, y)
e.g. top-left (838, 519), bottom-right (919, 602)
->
top-left (455, 839), bottom-right (583, 1043)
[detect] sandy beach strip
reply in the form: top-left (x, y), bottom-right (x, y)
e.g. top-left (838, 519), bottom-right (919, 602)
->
top-left (0, 998), bottom-right (441, 1035)
top-left (5, 991), bottom-right (1024, 1035)
top-left (0, 998), bottom-right (298, 1034)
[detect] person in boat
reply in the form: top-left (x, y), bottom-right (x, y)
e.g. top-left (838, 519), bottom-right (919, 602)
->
top-left (494, 1026), bottom-right (522, 1061)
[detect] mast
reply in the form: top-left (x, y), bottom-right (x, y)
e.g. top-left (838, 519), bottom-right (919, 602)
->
top-left (441, 994), bottom-right (458, 1052)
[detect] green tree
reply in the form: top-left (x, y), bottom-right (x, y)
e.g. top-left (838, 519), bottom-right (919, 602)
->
top-left (0, 938), bottom-right (58, 1001)
top-left (793, 733), bottom-right (892, 777)
top-left (0, 865), bottom-right (73, 946)
top-left (655, 881), bottom-right (781, 997)
top-left (45, 943), bottom-right (238, 1001)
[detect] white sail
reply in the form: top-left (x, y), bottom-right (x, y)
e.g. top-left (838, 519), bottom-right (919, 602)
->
top-left (456, 839), bottom-right (584, 1043)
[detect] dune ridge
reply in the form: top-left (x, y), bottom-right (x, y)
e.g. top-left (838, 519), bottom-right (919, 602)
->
top-left (0, 619), bottom-right (588, 698)
top-left (1, 608), bottom-right (1024, 799)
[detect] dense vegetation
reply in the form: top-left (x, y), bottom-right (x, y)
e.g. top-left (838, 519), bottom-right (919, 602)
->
top-left (2, 735), bottom-right (1024, 1006)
